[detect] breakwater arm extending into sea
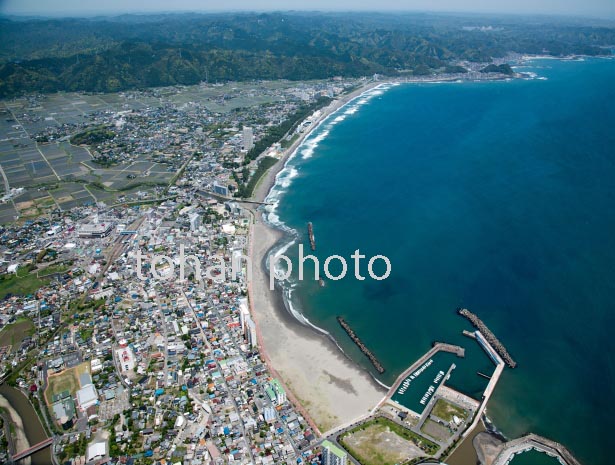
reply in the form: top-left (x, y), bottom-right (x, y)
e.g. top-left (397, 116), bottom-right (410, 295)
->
top-left (337, 316), bottom-right (385, 373)
top-left (457, 308), bottom-right (517, 368)
top-left (307, 222), bottom-right (316, 251)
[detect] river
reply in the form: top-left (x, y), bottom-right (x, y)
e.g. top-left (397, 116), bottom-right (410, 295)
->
top-left (0, 384), bottom-right (51, 465)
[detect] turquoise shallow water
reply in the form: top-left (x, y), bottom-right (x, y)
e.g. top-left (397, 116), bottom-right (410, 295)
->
top-left (264, 58), bottom-right (615, 464)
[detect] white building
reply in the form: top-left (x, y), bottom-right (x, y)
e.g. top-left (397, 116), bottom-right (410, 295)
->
top-left (116, 347), bottom-right (136, 372)
top-left (239, 299), bottom-right (250, 333)
top-left (239, 299), bottom-right (258, 349)
top-left (263, 406), bottom-right (276, 422)
top-left (243, 126), bottom-right (254, 151)
top-left (86, 442), bottom-right (106, 462)
top-left (90, 358), bottom-right (103, 373)
top-left (76, 384), bottom-right (98, 411)
top-left (189, 212), bottom-right (201, 231)
top-left (321, 440), bottom-right (348, 465)
top-left (245, 317), bottom-right (257, 349)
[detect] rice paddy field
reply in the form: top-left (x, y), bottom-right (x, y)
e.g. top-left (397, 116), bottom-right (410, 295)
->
top-left (0, 80), bottom-right (327, 224)
top-left (0, 91), bottom-right (178, 222)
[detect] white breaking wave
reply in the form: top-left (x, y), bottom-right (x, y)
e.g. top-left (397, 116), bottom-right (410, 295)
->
top-left (260, 82), bottom-right (398, 368)
top-left (277, 167), bottom-right (299, 188)
top-left (301, 129), bottom-right (330, 159)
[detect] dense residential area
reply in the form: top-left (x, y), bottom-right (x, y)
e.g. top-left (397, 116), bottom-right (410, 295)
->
top-left (0, 6), bottom-right (613, 465)
top-left (0, 77), bottom-right (358, 464)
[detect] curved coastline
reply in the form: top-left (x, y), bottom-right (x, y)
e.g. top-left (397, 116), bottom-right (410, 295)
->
top-left (246, 81), bottom-right (391, 433)
top-left (257, 81), bottom-right (397, 379)
top-left (258, 81), bottom-right (393, 328)
top-left (246, 72), bottom-right (533, 436)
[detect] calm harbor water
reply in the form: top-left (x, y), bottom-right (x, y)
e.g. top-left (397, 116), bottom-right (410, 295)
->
top-left (265, 58), bottom-right (615, 464)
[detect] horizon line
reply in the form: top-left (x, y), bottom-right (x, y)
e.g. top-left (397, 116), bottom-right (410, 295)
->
top-left (1, 9), bottom-right (614, 22)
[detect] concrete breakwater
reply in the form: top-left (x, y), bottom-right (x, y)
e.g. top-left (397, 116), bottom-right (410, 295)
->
top-left (307, 222), bottom-right (316, 251)
top-left (492, 433), bottom-right (581, 465)
top-left (457, 308), bottom-right (517, 368)
top-left (337, 316), bottom-right (385, 373)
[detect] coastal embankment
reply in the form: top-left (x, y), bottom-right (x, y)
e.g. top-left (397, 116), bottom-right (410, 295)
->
top-left (337, 316), bottom-right (385, 374)
top-left (246, 81), bottom-right (388, 432)
top-left (458, 308), bottom-right (517, 368)
top-left (250, 80), bottom-right (383, 203)
top-left (244, 75), bottom-right (519, 434)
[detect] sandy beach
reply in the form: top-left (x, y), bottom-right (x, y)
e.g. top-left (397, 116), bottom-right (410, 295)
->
top-left (251, 80), bottom-right (382, 203)
top-left (0, 393), bottom-right (31, 464)
top-left (248, 218), bottom-right (386, 433)
top-left (245, 82), bottom-right (387, 434)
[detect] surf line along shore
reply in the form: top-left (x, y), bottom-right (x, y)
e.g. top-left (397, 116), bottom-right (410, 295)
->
top-left (244, 81), bottom-right (389, 433)
top-left (241, 74), bottom-right (512, 433)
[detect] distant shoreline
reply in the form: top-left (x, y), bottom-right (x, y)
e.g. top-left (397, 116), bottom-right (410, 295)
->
top-left (245, 72), bottom-right (525, 432)
top-left (245, 80), bottom-right (391, 432)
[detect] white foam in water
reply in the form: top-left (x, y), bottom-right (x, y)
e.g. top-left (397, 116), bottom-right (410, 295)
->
top-left (277, 167), bottom-right (299, 188)
top-left (264, 82), bottom-right (394, 227)
top-left (301, 129), bottom-right (330, 159)
top-left (262, 82), bottom-right (400, 331)
top-left (285, 287), bottom-right (334, 335)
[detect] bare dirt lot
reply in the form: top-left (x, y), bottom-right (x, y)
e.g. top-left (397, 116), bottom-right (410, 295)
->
top-left (341, 422), bottom-right (424, 465)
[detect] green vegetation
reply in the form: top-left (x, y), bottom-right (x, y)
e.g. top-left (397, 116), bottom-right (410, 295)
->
top-left (431, 398), bottom-right (468, 423)
top-left (244, 96), bottom-right (331, 164)
top-left (280, 133), bottom-right (299, 149)
top-left (79, 328), bottom-right (94, 341)
top-left (235, 156), bottom-right (278, 198)
top-left (0, 318), bottom-right (35, 348)
top-left (0, 265), bottom-right (48, 299)
top-left (70, 126), bottom-right (115, 146)
top-left (30, 394), bottom-right (57, 436)
top-left (480, 63), bottom-right (514, 75)
top-left (1, 13), bottom-right (612, 97)
top-left (58, 433), bottom-right (87, 462)
top-left (339, 422), bottom-right (416, 465)
top-left (69, 297), bottom-right (106, 315)
top-left (38, 262), bottom-right (73, 277)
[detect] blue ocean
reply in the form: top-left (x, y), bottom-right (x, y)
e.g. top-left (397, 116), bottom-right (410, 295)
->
top-left (264, 58), bottom-right (615, 464)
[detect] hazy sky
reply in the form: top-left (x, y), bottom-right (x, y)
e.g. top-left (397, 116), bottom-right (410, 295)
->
top-left (1, 0), bottom-right (614, 18)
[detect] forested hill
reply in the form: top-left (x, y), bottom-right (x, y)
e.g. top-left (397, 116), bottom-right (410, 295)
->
top-left (0, 12), bottom-right (613, 97)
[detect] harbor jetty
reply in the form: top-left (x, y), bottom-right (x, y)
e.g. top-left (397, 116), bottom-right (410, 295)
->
top-left (337, 316), bottom-right (385, 373)
top-left (307, 222), bottom-right (316, 251)
top-left (457, 308), bottom-right (517, 368)
top-left (492, 433), bottom-right (581, 465)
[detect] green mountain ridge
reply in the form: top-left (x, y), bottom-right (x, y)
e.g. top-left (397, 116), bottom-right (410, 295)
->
top-left (0, 12), bottom-right (613, 96)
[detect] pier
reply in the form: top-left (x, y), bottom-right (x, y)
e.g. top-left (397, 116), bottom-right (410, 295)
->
top-left (337, 317), bottom-right (384, 373)
top-left (457, 308), bottom-right (517, 368)
top-left (381, 342), bottom-right (466, 402)
top-left (432, 341), bottom-right (465, 357)
top-left (307, 222), bottom-right (316, 251)
top-left (462, 331), bottom-right (505, 438)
